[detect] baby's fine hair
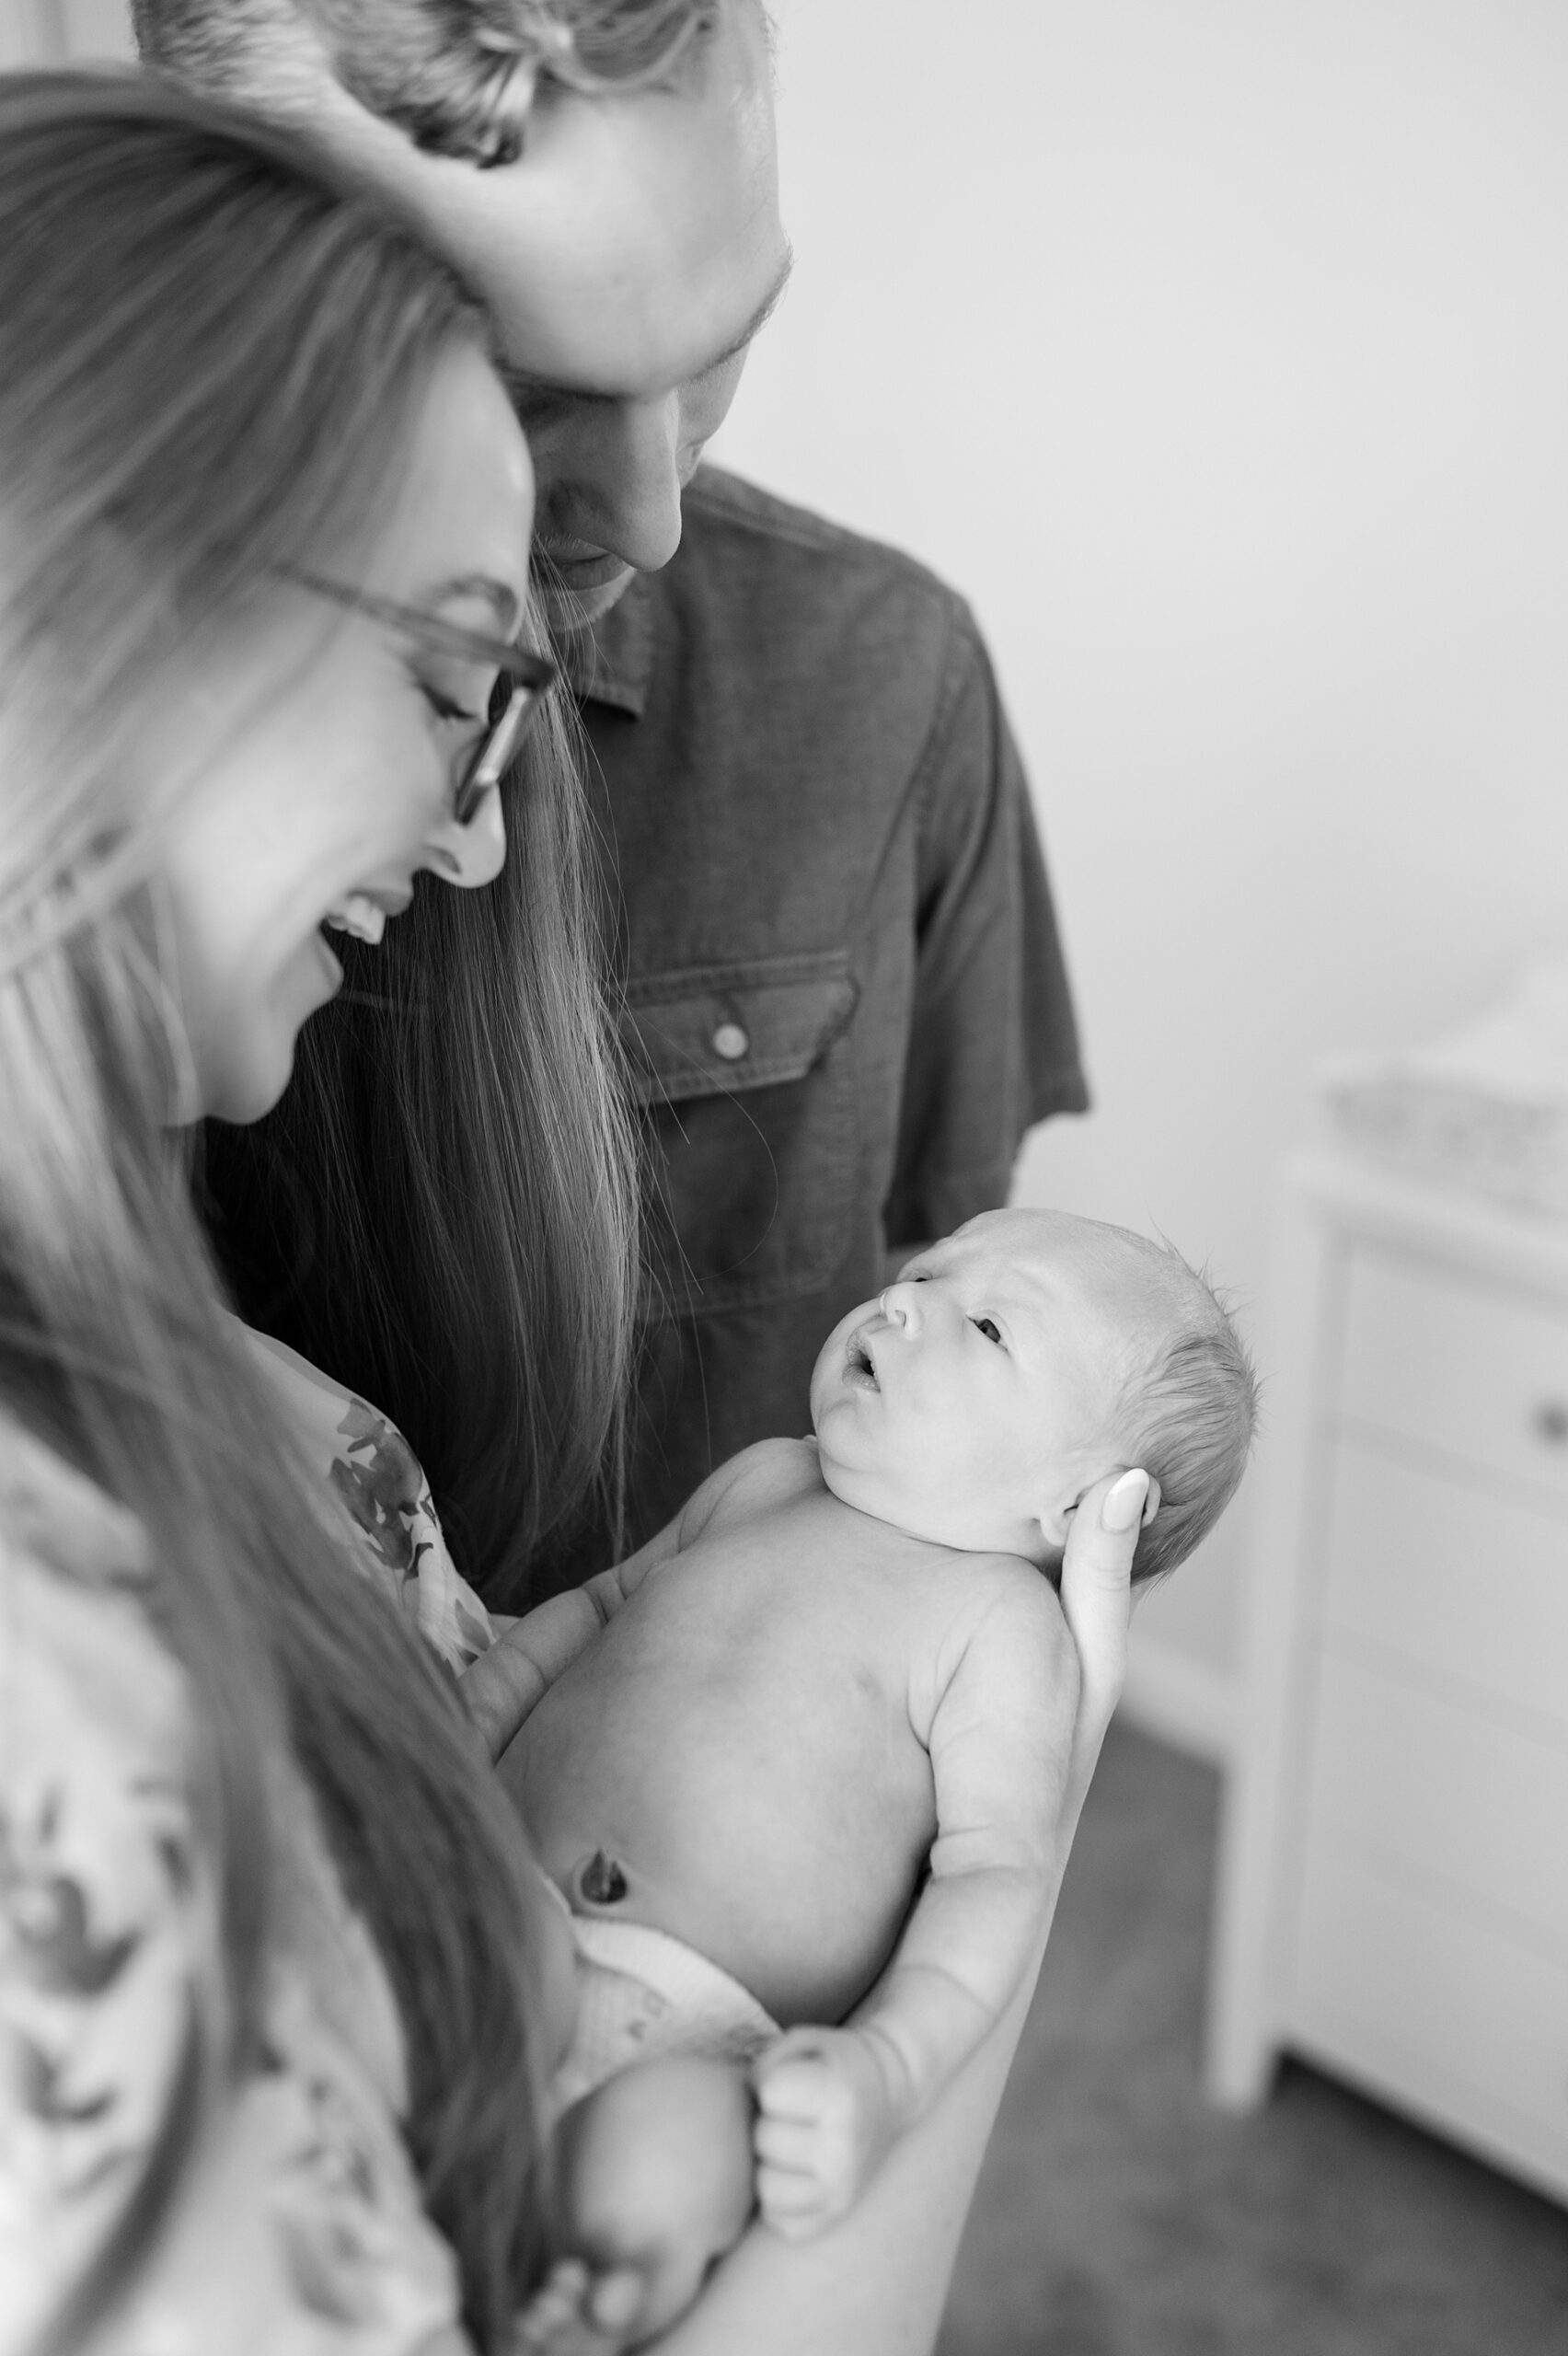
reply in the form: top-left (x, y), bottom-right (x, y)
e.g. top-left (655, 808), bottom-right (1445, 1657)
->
top-left (1113, 1242), bottom-right (1258, 1586)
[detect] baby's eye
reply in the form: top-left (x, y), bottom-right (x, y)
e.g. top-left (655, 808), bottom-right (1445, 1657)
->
top-left (973, 1317), bottom-right (1003, 1345)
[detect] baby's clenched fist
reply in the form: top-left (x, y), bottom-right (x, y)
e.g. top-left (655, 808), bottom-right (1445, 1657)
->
top-left (751, 2026), bottom-right (898, 2238)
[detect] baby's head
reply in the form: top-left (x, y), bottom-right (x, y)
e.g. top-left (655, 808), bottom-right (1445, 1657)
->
top-left (809, 1207), bottom-right (1257, 1582)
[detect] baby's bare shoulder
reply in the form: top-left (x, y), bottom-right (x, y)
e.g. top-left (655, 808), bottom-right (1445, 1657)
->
top-left (916, 1556), bottom-right (1073, 1774)
top-left (934, 1547), bottom-right (1058, 1623)
top-left (701, 1436), bottom-right (824, 1532)
top-left (908, 1554), bottom-right (1068, 1705)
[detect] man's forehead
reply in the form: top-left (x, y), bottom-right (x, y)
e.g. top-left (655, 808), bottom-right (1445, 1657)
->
top-left (322, 10), bottom-right (784, 399)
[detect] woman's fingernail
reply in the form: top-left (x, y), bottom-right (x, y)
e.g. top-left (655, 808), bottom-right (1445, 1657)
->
top-left (1101, 1468), bottom-right (1150, 1533)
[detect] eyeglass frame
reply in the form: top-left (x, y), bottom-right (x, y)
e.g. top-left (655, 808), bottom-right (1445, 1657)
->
top-left (278, 563), bottom-right (559, 826)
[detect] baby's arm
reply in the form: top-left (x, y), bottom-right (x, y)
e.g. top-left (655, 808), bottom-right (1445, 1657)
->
top-left (752, 1574), bottom-right (1074, 2236)
top-left (467, 1444), bottom-right (807, 1761)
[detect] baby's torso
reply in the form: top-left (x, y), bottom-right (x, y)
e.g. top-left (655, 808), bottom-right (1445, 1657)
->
top-left (506, 1442), bottom-right (1029, 2027)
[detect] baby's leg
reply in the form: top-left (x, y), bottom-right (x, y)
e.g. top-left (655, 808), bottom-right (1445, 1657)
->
top-left (522, 2057), bottom-right (755, 2351)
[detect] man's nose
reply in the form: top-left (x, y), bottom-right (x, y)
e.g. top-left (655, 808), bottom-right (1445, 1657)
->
top-left (561, 398), bottom-right (685, 574)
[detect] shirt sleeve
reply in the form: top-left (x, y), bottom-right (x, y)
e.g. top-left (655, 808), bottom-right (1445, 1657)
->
top-left (884, 603), bottom-right (1090, 1248)
top-left (0, 1426), bottom-right (474, 2356)
top-left (237, 1322), bottom-right (496, 1673)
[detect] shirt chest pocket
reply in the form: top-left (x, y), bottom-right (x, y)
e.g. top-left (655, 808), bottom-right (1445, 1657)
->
top-left (620, 949), bottom-right (859, 1315)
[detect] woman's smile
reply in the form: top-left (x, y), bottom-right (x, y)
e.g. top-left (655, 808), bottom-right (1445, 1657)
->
top-left (150, 342), bottom-right (532, 1126)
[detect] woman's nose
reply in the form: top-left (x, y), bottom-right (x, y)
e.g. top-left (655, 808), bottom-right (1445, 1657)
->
top-left (423, 786), bottom-right (507, 890)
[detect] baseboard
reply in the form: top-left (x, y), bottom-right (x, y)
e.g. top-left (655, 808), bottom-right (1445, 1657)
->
top-left (1119, 1641), bottom-right (1239, 1766)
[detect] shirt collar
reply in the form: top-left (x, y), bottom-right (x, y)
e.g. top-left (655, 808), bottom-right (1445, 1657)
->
top-left (555, 572), bottom-right (655, 718)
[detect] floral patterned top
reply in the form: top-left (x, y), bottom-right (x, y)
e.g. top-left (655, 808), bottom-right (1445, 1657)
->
top-left (0, 1332), bottom-right (502, 2356)
top-left (242, 1323), bottom-right (496, 1676)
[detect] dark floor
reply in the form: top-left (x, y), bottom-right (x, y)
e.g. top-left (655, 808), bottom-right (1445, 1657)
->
top-left (939, 1724), bottom-right (1568, 2356)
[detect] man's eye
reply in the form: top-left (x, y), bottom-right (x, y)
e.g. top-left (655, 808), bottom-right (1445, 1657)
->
top-left (973, 1318), bottom-right (1003, 1345)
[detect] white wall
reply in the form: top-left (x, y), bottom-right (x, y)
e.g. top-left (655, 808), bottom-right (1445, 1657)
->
top-left (0, 0), bottom-right (132, 62)
top-left (712, 0), bottom-right (1568, 1734)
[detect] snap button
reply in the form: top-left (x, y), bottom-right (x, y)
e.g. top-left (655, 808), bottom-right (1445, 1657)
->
top-left (711, 1021), bottom-right (750, 1062)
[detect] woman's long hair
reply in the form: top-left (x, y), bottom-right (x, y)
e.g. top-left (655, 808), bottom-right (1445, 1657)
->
top-left (0, 73), bottom-right (632, 2350)
top-left (186, 4), bottom-right (679, 1604)
top-left (200, 675), bottom-right (637, 1601)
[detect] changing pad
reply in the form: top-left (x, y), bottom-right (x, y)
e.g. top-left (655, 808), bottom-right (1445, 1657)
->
top-left (1319, 957), bottom-right (1568, 1218)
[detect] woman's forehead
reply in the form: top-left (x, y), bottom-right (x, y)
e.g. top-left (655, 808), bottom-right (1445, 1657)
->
top-left (367, 345), bottom-right (533, 609)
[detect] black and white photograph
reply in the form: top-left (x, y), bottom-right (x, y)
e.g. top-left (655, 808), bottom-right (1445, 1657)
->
top-left (1, 6), bottom-right (1565, 2352)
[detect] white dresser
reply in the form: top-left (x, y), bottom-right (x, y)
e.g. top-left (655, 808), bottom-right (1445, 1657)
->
top-left (1205, 1149), bottom-right (1568, 2204)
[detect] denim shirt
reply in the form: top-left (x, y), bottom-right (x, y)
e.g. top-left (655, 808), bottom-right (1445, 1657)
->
top-left (548, 468), bottom-right (1088, 1580)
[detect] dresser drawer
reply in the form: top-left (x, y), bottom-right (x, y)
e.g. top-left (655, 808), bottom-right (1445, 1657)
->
top-left (1322, 1443), bottom-right (1568, 1731)
top-left (1303, 1648), bottom-right (1568, 1945)
top-left (1339, 1248), bottom-right (1568, 1499)
top-left (1290, 1847), bottom-right (1568, 2202)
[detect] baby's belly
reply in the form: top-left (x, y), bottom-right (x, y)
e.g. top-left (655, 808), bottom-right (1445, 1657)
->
top-left (502, 1609), bottom-right (935, 2027)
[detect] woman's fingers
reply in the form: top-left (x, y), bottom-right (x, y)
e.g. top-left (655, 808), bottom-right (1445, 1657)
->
top-left (1056, 1466), bottom-right (1143, 1809)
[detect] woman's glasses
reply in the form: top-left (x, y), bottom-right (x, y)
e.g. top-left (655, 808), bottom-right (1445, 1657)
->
top-left (282, 565), bottom-right (558, 825)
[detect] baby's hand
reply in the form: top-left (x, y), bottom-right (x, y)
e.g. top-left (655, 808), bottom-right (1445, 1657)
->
top-left (751, 2026), bottom-right (900, 2239)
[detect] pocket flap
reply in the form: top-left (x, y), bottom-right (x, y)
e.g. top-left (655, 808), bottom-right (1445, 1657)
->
top-left (620, 950), bottom-right (858, 1108)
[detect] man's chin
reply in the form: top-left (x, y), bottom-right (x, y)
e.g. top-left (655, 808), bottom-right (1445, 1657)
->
top-left (534, 560), bottom-right (637, 633)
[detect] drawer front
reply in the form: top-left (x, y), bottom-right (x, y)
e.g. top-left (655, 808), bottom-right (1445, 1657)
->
top-left (1339, 1248), bottom-right (1568, 1499)
top-left (1322, 1443), bottom-right (1568, 1732)
top-left (1303, 1649), bottom-right (1568, 1946)
top-left (1290, 1848), bottom-right (1568, 2203)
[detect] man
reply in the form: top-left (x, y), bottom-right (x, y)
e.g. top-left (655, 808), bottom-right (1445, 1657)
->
top-left (143, 0), bottom-right (1088, 1588)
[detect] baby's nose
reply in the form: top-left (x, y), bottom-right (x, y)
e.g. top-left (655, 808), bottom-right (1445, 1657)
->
top-left (879, 1281), bottom-right (924, 1332)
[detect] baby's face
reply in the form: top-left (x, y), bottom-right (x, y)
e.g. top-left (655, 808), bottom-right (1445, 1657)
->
top-left (809, 1209), bottom-right (1147, 1561)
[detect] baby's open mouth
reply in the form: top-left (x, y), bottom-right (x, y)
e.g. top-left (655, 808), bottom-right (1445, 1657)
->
top-left (846, 1332), bottom-right (879, 1391)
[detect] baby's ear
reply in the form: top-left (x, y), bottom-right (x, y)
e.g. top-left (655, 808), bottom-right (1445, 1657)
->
top-left (1139, 1476), bottom-right (1162, 1529)
top-left (1032, 1496), bottom-right (1076, 1556)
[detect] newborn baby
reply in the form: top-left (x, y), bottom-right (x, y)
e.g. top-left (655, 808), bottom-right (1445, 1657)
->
top-left (502, 1207), bottom-right (1256, 2339)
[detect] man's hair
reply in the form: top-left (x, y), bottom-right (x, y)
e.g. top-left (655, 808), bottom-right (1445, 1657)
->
top-left (135, 0), bottom-right (719, 167)
top-left (1118, 1251), bottom-right (1259, 1586)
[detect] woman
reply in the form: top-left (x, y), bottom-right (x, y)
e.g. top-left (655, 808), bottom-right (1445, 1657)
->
top-left (0, 67), bottom-right (1136, 2356)
top-left (0, 71), bottom-right (630, 2353)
